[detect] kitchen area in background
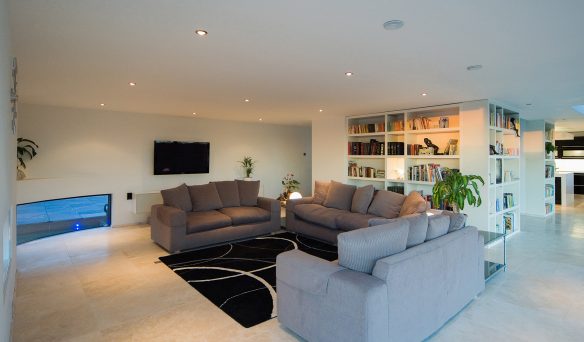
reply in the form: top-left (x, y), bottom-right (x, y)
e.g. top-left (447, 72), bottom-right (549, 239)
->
top-left (554, 135), bottom-right (584, 206)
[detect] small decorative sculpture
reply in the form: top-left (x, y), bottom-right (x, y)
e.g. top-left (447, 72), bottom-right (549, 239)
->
top-left (510, 118), bottom-right (520, 137)
top-left (424, 138), bottom-right (440, 155)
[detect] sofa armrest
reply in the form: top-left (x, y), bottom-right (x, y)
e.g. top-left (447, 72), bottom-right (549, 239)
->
top-left (277, 249), bottom-right (343, 295)
top-left (153, 204), bottom-right (186, 227)
top-left (258, 196), bottom-right (279, 215)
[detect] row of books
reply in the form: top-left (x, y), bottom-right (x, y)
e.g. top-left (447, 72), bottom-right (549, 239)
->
top-left (348, 123), bottom-right (385, 134)
top-left (489, 109), bottom-right (519, 130)
top-left (348, 162), bottom-right (379, 178)
top-left (348, 140), bottom-right (384, 155)
top-left (387, 142), bottom-right (405, 155)
top-left (495, 193), bottom-right (515, 212)
top-left (503, 212), bottom-right (514, 232)
top-left (386, 185), bottom-right (404, 194)
top-left (545, 184), bottom-right (555, 197)
top-left (388, 120), bottom-right (404, 132)
top-left (545, 203), bottom-right (554, 215)
top-left (407, 163), bottom-right (446, 183)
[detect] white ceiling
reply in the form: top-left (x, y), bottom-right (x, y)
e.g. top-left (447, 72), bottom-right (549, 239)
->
top-left (10, 0), bottom-right (584, 127)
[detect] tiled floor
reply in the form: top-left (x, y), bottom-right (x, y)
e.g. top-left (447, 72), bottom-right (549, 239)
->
top-left (13, 202), bottom-right (584, 341)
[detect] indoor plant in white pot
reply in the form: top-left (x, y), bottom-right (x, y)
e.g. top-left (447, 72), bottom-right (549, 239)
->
top-left (432, 169), bottom-right (484, 213)
top-left (16, 138), bottom-right (39, 180)
top-left (239, 156), bottom-right (256, 180)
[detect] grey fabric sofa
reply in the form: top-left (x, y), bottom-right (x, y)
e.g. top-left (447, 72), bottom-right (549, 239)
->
top-left (277, 213), bottom-right (485, 342)
top-left (151, 180), bottom-right (280, 252)
top-left (286, 180), bottom-right (428, 245)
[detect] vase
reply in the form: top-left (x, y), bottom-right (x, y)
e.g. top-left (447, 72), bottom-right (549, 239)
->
top-left (17, 169), bottom-right (25, 180)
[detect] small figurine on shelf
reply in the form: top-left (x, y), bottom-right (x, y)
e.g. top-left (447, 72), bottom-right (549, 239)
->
top-left (510, 117), bottom-right (520, 137)
top-left (424, 138), bottom-right (440, 155)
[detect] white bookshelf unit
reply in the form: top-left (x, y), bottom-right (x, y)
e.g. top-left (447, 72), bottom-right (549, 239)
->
top-left (348, 100), bottom-right (522, 280)
top-left (523, 120), bottom-right (555, 217)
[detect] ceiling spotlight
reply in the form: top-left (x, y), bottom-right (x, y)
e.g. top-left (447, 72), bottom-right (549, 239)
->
top-left (129, 82), bottom-right (136, 86)
top-left (195, 29), bottom-right (208, 36)
top-left (259, 118), bottom-right (263, 121)
top-left (192, 112), bottom-right (197, 115)
top-left (345, 71), bottom-right (353, 77)
top-left (383, 20), bottom-right (404, 30)
top-left (421, 93), bottom-right (428, 97)
top-left (466, 65), bottom-right (483, 71)
top-left (100, 103), bottom-right (105, 107)
top-left (319, 109), bottom-right (324, 112)
top-left (244, 99), bottom-right (250, 102)
top-left (526, 103), bottom-right (532, 106)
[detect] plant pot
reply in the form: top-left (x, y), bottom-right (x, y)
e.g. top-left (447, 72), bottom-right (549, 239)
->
top-left (243, 177), bottom-right (253, 181)
top-left (17, 169), bottom-right (25, 180)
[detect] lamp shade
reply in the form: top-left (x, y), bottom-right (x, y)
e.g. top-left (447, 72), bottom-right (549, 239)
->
top-left (289, 192), bottom-right (302, 200)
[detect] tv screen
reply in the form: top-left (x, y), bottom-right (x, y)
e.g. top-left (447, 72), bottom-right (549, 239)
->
top-left (154, 141), bottom-right (210, 175)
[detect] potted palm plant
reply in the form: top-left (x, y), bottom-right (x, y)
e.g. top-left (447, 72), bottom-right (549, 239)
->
top-left (432, 169), bottom-right (484, 213)
top-left (239, 156), bottom-right (256, 180)
top-left (17, 138), bottom-right (39, 180)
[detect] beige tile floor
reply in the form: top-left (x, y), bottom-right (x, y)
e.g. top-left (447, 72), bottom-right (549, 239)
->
top-left (12, 200), bottom-right (584, 341)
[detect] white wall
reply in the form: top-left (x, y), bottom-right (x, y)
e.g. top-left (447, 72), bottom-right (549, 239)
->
top-left (0, 0), bottom-right (16, 339)
top-left (17, 104), bottom-right (311, 225)
top-left (555, 159), bottom-right (584, 172)
top-left (311, 115), bottom-right (347, 189)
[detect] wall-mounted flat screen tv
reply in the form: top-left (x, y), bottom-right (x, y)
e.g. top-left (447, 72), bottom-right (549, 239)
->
top-left (154, 141), bottom-right (210, 175)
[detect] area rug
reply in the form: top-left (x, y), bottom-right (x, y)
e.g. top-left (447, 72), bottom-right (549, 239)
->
top-left (158, 232), bottom-right (338, 328)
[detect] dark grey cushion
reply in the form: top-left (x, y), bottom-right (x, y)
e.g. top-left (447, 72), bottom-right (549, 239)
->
top-left (213, 181), bottom-right (240, 207)
top-left (336, 212), bottom-right (381, 231)
top-left (219, 207), bottom-right (270, 225)
top-left (323, 181), bottom-right (356, 211)
top-left (186, 210), bottom-right (231, 234)
top-left (442, 211), bottom-right (467, 232)
top-left (294, 203), bottom-right (343, 229)
top-left (367, 190), bottom-right (406, 219)
top-left (369, 213), bottom-right (429, 248)
top-left (426, 214), bottom-right (450, 241)
top-left (351, 185), bottom-right (375, 214)
top-left (236, 179), bottom-right (260, 206)
top-left (312, 180), bottom-right (330, 205)
top-left (188, 183), bottom-right (223, 212)
top-left (399, 191), bottom-right (428, 217)
top-left (161, 183), bottom-right (192, 212)
top-left (338, 219), bottom-right (409, 273)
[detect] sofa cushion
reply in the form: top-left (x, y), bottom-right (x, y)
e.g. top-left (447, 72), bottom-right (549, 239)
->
top-left (369, 213), bottom-right (429, 248)
top-left (338, 219), bottom-right (409, 274)
top-left (367, 190), bottom-right (405, 219)
top-left (426, 214), bottom-right (450, 241)
top-left (399, 191), bottom-right (427, 217)
top-left (351, 185), bottom-right (375, 214)
top-left (236, 179), bottom-right (260, 206)
top-left (186, 210), bottom-right (232, 234)
top-left (219, 207), bottom-right (270, 225)
top-left (336, 212), bottom-right (381, 232)
top-left (161, 183), bottom-right (192, 212)
top-left (294, 203), bottom-right (343, 229)
top-left (213, 181), bottom-right (240, 207)
top-left (312, 180), bottom-right (330, 205)
top-left (323, 181), bottom-right (356, 211)
top-left (441, 211), bottom-right (467, 232)
top-left (188, 183), bottom-right (223, 212)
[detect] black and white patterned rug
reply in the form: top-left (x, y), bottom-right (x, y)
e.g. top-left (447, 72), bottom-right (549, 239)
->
top-left (158, 232), bottom-right (338, 328)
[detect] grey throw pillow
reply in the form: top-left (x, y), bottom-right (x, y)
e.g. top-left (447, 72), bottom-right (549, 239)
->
top-left (212, 181), bottom-right (240, 207)
top-left (351, 185), bottom-right (375, 214)
top-left (188, 183), bottom-right (223, 212)
top-left (367, 190), bottom-right (406, 219)
top-left (441, 211), bottom-right (467, 232)
top-left (236, 179), bottom-right (260, 206)
top-left (338, 219), bottom-right (409, 274)
top-left (322, 181), bottom-right (356, 211)
top-left (426, 214), bottom-right (450, 241)
top-left (312, 180), bottom-right (330, 205)
top-left (161, 183), bottom-right (192, 212)
top-left (369, 213), bottom-right (429, 248)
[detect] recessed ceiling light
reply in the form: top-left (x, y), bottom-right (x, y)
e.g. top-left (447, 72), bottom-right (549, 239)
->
top-left (383, 20), bottom-right (404, 30)
top-left (319, 109), bottom-right (324, 112)
top-left (195, 30), bottom-right (208, 36)
top-left (129, 82), bottom-right (136, 86)
top-left (421, 93), bottom-right (428, 97)
top-left (259, 118), bottom-right (263, 121)
top-left (192, 112), bottom-right (197, 115)
top-left (526, 103), bottom-right (532, 106)
top-left (244, 99), bottom-right (250, 102)
top-left (466, 65), bottom-right (483, 71)
top-left (100, 103), bottom-right (105, 107)
top-left (345, 71), bottom-right (353, 77)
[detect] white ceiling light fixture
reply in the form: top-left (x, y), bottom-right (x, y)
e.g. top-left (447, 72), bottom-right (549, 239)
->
top-left (195, 29), bottom-right (208, 36)
top-left (383, 20), bottom-right (404, 30)
top-left (259, 118), bottom-right (263, 121)
top-left (319, 109), bottom-right (324, 112)
top-left (244, 98), bottom-right (250, 102)
top-left (466, 65), bottom-right (483, 71)
top-left (128, 82), bottom-right (136, 86)
top-left (421, 93), bottom-right (428, 96)
top-left (345, 71), bottom-right (353, 77)
top-left (100, 103), bottom-right (105, 107)
top-left (192, 112), bottom-right (197, 115)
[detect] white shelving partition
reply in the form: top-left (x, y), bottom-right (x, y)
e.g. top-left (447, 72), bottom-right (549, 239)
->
top-left (523, 120), bottom-right (555, 217)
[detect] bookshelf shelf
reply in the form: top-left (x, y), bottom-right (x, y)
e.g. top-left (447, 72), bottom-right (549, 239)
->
top-left (407, 155), bottom-right (459, 159)
top-left (489, 205), bottom-right (519, 217)
top-left (386, 131), bottom-right (405, 135)
top-left (348, 132), bottom-right (385, 137)
top-left (348, 155), bottom-right (385, 159)
top-left (404, 127), bottom-right (459, 134)
top-left (347, 176), bottom-right (386, 182)
top-left (489, 155), bottom-right (520, 159)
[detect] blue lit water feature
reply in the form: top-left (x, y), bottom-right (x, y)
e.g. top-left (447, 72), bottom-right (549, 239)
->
top-left (16, 194), bottom-right (111, 244)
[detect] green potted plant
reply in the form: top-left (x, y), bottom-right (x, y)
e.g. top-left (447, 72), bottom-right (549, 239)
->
top-left (432, 169), bottom-right (484, 213)
top-left (17, 138), bottom-right (39, 180)
top-left (277, 172), bottom-right (300, 205)
top-left (545, 141), bottom-right (556, 159)
top-left (239, 156), bottom-right (256, 180)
